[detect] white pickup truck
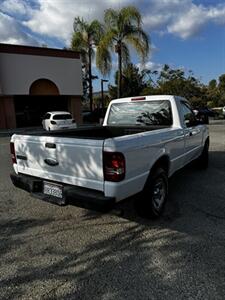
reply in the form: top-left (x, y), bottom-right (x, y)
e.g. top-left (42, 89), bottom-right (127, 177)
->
top-left (10, 95), bottom-right (209, 218)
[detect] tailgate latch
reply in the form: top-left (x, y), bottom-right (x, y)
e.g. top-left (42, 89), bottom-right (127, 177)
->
top-left (44, 158), bottom-right (59, 166)
top-left (45, 143), bottom-right (56, 149)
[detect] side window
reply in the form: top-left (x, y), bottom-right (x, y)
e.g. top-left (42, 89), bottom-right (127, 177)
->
top-left (181, 102), bottom-right (196, 127)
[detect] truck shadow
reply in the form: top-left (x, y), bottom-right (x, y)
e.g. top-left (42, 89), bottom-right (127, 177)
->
top-left (1, 151), bottom-right (225, 299)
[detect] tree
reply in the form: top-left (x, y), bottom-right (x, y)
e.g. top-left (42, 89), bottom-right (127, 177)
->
top-left (208, 79), bottom-right (217, 90)
top-left (96, 6), bottom-right (150, 98)
top-left (217, 75), bottom-right (225, 106)
top-left (71, 17), bottom-right (103, 111)
top-left (206, 79), bottom-right (220, 107)
top-left (204, 76), bottom-right (225, 107)
top-left (109, 63), bottom-right (149, 99)
top-left (218, 74), bottom-right (225, 91)
top-left (156, 65), bottom-right (207, 107)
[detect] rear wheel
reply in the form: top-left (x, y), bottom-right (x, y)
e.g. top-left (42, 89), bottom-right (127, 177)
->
top-left (137, 168), bottom-right (168, 219)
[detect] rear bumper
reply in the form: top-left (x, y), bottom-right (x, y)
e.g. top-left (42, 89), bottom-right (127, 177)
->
top-left (50, 124), bottom-right (77, 131)
top-left (10, 173), bottom-right (115, 211)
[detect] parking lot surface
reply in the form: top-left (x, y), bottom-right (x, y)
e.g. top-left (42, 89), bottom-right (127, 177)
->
top-left (0, 122), bottom-right (225, 299)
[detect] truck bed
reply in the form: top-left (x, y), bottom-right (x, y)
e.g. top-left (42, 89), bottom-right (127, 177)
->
top-left (11, 124), bottom-right (171, 193)
top-left (25, 125), bottom-right (171, 140)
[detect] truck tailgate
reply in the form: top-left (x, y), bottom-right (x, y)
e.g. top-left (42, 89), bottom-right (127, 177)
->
top-left (12, 135), bottom-right (104, 191)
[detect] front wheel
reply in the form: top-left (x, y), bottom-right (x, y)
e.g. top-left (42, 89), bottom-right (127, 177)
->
top-left (137, 168), bottom-right (168, 219)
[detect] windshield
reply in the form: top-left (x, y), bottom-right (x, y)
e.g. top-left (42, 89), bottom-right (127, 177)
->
top-left (107, 100), bottom-right (172, 126)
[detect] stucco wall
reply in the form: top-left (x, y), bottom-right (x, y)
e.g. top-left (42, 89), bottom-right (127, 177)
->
top-left (0, 53), bottom-right (83, 95)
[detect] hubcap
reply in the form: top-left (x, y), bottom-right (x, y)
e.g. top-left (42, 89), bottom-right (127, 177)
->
top-left (152, 178), bottom-right (166, 211)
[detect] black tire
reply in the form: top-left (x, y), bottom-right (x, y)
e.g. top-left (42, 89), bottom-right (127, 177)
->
top-left (137, 167), bottom-right (168, 219)
top-left (196, 139), bottom-right (209, 169)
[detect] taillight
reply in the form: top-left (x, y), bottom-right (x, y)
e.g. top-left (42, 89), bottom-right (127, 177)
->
top-left (10, 142), bottom-right (17, 164)
top-left (51, 120), bottom-right (56, 125)
top-left (131, 96), bottom-right (146, 101)
top-left (103, 152), bottom-right (125, 182)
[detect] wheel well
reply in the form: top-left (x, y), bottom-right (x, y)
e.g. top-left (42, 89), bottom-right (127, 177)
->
top-left (205, 137), bottom-right (210, 146)
top-left (150, 156), bottom-right (170, 176)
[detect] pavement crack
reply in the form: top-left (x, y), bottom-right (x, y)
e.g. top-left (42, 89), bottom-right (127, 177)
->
top-left (189, 204), bottom-right (225, 220)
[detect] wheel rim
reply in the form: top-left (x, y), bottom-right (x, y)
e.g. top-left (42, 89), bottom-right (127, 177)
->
top-left (152, 178), bottom-right (166, 211)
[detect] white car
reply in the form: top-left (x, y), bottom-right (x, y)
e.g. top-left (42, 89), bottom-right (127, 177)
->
top-left (42, 111), bottom-right (77, 131)
top-left (222, 106), bottom-right (225, 118)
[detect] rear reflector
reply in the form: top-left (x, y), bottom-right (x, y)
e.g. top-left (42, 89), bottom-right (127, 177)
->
top-left (131, 97), bottom-right (146, 101)
top-left (103, 152), bottom-right (125, 182)
top-left (10, 142), bottom-right (17, 164)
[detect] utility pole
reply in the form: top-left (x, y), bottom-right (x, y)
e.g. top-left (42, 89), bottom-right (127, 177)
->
top-left (101, 79), bottom-right (108, 108)
top-left (88, 47), bottom-right (93, 112)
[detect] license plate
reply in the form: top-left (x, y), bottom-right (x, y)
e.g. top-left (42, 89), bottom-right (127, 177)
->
top-left (43, 182), bottom-right (63, 198)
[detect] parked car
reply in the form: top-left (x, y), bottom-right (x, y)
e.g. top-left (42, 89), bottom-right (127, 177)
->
top-left (10, 95), bottom-right (209, 218)
top-left (42, 111), bottom-right (77, 131)
top-left (222, 106), bottom-right (225, 118)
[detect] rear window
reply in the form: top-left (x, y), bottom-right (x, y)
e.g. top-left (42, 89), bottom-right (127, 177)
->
top-left (107, 100), bottom-right (172, 126)
top-left (53, 114), bottom-right (72, 120)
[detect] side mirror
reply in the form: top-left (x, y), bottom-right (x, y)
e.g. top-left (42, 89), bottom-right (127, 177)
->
top-left (185, 119), bottom-right (199, 127)
top-left (184, 119), bottom-right (191, 127)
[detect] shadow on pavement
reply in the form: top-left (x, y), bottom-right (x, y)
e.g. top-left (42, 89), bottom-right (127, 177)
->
top-left (0, 151), bottom-right (225, 299)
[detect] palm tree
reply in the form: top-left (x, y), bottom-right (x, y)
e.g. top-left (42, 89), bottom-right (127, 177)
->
top-left (96, 6), bottom-right (150, 98)
top-left (71, 17), bottom-right (103, 111)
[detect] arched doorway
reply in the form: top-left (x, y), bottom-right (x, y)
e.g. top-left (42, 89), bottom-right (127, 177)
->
top-left (14, 79), bottom-right (69, 127)
top-left (29, 79), bottom-right (60, 95)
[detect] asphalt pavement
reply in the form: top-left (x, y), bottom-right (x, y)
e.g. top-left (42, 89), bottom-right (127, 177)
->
top-left (0, 121), bottom-right (225, 299)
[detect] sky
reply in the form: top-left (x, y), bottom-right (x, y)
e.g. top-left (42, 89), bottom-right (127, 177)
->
top-left (1, 0), bottom-right (225, 92)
